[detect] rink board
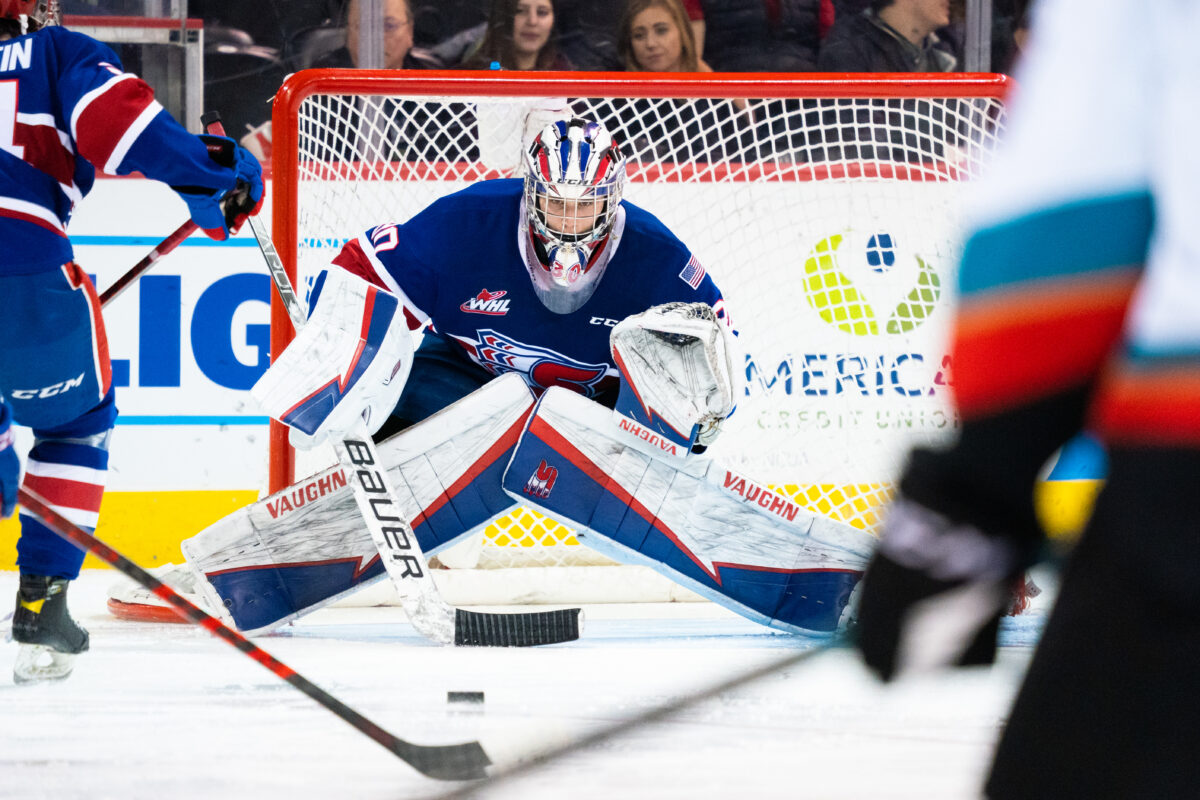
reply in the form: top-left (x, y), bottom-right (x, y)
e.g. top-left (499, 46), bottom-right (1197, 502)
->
top-left (0, 176), bottom-right (1104, 568)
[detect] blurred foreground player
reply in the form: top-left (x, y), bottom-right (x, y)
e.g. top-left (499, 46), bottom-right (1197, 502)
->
top-left (0, 0), bottom-right (263, 682)
top-left (854, 0), bottom-right (1200, 796)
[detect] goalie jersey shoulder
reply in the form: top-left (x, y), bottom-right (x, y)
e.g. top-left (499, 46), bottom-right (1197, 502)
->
top-left (338, 180), bottom-right (731, 330)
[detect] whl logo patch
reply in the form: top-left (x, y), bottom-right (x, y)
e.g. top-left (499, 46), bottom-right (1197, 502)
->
top-left (802, 232), bottom-right (942, 336)
top-left (461, 288), bottom-right (511, 315)
top-left (523, 460), bottom-right (558, 499)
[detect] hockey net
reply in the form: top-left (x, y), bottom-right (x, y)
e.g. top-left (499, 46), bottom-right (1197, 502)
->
top-left (268, 71), bottom-right (1008, 600)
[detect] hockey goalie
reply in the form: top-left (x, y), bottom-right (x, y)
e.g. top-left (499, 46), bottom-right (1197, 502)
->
top-left (110, 300), bottom-right (872, 637)
top-left (109, 117), bottom-right (876, 636)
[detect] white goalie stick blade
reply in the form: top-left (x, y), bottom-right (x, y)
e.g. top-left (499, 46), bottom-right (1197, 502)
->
top-left (244, 212), bottom-right (581, 647)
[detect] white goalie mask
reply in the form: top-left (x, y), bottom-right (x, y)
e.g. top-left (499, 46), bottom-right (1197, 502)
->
top-left (523, 118), bottom-right (627, 314)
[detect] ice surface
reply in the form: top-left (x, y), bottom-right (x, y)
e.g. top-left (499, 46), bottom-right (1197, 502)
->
top-left (0, 571), bottom-right (1049, 800)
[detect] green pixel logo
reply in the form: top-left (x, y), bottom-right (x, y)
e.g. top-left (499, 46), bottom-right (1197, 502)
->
top-left (802, 232), bottom-right (941, 336)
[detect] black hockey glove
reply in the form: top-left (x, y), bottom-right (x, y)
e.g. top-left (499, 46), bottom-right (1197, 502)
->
top-left (854, 497), bottom-right (1025, 682)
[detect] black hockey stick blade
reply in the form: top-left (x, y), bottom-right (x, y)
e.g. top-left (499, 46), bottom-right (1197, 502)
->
top-left (14, 486), bottom-right (493, 781)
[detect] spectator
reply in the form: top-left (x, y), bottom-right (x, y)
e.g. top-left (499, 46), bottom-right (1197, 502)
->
top-left (460, 0), bottom-right (572, 70)
top-left (681, 0), bottom-right (834, 71)
top-left (240, 0), bottom-right (443, 163)
top-left (991, 0), bottom-right (1031, 74)
top-left (309, 0), bottom-right (443, 69)
top-left (818, 0), bottom-right (958, 72)
top-left (619, 0), bottom-right (709, 71)
top-left (600, 0), bottom-right (750, 162)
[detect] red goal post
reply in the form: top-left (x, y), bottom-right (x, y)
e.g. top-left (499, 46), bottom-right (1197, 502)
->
top-left (267, 70), bottom-right (1010, 580)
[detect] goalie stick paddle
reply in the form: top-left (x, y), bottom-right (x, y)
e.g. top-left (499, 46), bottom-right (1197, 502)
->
top-left (211, 112), bottom-right (581, 647)
top-left (14, 486), bottom-right (493, 781)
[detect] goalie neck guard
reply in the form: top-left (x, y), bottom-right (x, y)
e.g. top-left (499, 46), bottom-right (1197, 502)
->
top-left (523, 118), bottom-right (627, 314)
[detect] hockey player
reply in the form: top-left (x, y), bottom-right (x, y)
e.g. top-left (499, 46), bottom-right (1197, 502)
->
top-left (854, 0), bottom-right (1200, 796)
top-left (0, 1), bottom-right (264, 682)
top-left (111, 117), bottom-right (873, 638)
top-left (259, 117), bottom-right (733, 446)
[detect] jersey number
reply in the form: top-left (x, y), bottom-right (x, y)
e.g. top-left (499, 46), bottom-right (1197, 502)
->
top-left (0, 80), bottom-right (24, 159)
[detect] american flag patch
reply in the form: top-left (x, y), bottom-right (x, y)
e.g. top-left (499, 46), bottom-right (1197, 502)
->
top-left (679, 255), bottom-right (705, 289)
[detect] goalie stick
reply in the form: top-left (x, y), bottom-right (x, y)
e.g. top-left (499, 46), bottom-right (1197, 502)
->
top-left (213, 113), bottom-right (581, 647)
top-left (14, 486), bottom-right (493, 781)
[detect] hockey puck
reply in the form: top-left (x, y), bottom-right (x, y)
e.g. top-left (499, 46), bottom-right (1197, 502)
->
top-left (447, 691), bottom-right (485, 704)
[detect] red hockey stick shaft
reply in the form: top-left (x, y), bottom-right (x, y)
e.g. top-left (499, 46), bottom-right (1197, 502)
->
top-left (98, 220), bottom-right (196, 307)
top-left (98, 117), bottom-right (233, 308)
top-left (15, 486), bottom-right (492, 781)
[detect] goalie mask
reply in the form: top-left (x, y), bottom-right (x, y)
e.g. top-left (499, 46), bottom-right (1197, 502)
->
top-left (523, 118), bottom-right (626, 314)
top-left (0, 0), bottom-right (59, 31)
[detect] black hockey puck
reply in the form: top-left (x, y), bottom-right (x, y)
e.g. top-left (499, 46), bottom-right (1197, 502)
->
top-left (447, 691), bottom-right (485, 704)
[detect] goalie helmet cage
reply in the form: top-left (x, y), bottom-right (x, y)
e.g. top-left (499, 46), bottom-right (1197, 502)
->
top-left (268, 70), bottom-right (1009, 603)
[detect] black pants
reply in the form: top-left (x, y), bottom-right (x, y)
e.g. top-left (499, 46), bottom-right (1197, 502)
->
top-left (987, 447), bottom-right (1200, 799)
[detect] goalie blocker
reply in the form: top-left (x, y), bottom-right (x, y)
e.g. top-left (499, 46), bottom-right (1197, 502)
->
top-left (115, 304), bottom-right (871, 635)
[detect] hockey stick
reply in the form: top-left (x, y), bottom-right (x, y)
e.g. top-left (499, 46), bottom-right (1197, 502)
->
top-left (13, 485), bottom-right (492, 781)
top-left (98, 220), bottom-right (195, 306)
top-left (430, 638), bottom-right (842, 798)
top-left (215, 114), bottom-right (581, 647)
top-left (98, 118), bottom-right (238, 307)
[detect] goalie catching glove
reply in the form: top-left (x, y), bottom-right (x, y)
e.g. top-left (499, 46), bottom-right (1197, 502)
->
top-left (251, 269), bottom-right (414, 449)
top-left (610, 302), bottom-right (738, 453)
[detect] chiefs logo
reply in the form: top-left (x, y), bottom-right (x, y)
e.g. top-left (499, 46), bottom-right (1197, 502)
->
top-left (450, 329), bottom-right (618, 398)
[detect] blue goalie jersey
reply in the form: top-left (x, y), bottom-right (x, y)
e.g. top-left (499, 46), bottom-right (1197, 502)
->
top-left (331, 178), bottom-right (732, 403)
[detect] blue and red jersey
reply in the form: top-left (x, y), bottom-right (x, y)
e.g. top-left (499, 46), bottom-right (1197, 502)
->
top-left (332, 179), bottom-right (732, 403)
top-left (0, 25), bottom-right (237, 274)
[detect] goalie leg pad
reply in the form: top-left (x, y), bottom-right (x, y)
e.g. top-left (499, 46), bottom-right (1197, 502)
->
top-left (179, 374), bottom-right (534, 633)
top-left (503, 388), bottom-right (875, 634)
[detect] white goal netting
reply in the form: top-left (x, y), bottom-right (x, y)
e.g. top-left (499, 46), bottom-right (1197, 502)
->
top-left (270, 71), bottom-right (1008, 586)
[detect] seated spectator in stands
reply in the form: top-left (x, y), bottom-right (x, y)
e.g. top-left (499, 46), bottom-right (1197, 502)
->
top-left (460, 0), bottom-right (573, 70)
top-left (817, 0), bottom-right (958, 72)
top-left (620, 0), bottom-right (710, 71)
top-left (991, 0), bottom-right (1030, 74)
top-left (680, 0), bottom-right (834, 71)
top-left (310, 0), bottom-right (443, 69)
top-left (240, 0), bottom-right (443, 162)
top-left (598, 0), bottom-right (750, 162)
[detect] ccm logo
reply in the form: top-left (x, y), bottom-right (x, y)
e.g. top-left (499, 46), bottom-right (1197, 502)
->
top-left (11, 373), bottom-right (85, 399)
top-left (589, 317), bottom-right (619, 327)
